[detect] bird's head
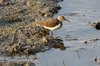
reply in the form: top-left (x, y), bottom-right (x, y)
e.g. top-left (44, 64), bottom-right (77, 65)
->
top-left (57, 16), bottom-right (70, 22)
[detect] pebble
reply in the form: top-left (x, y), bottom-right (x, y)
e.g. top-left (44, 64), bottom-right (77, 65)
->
top-left (95, 22), bottom-right (100, 30)
top-left (26, 1), bottom-right (32, 6)
top-left (0, 0), bottom-right (4, 4)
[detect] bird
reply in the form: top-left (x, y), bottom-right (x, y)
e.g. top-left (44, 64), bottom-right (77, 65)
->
top-left (31, 16), bottom-right (70, 35)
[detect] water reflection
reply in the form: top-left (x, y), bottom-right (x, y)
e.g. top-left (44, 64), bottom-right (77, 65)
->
top-left (52, 42), bottom-right (66, 50)
top-left (65, 34), bottom-right (78, 41)
top-left (35, 0), bottom-right (100, 66)
top-left (51, 37), bottom-right (66, 50)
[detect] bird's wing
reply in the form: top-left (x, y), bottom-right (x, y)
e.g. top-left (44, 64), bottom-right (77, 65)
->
top-left (31, 18), bottom-right (59, 27)
top-left (42, 18), bottom-right (59, 27)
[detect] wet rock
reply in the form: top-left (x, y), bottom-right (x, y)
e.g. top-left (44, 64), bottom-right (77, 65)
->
top-left (0, 0), bottom-right (64, 65)
top-left (95, 22), bottom-right (100, 30)
top-left (7, 15), bottom-right (22, 22)
top-left (43, 12), bottom-right (53, 17)
top-left (0, 24), bottom-right (65, 56)
top-left (50, 37), bottom-right (66, 50)
top-left (26, 1), bottom-right (33, 6)
top-left (0, 61), bottom-right (35, 66)
top-left (84, 38), bottom-right (100, 44)
top-left (0, 16), bottom-right (2, 19)
top-left (94, 57), bottom-right (100, 64)
top-left (0, 0), bottom-right (6, 4)
top-left (65, 35), bottom-right (78, 41)
top-left (18, 8), bottom-right (27, 13)
top-left (55, 4), bottom-right (61, 10)
top-left (90, 22), bottom-right (97, 27)
top-left (48, 0), bottom-right (63, 3)
top-left (90, 21), bottom-right (100, 30)
top-left (0, 0), bottom-right (62, 25)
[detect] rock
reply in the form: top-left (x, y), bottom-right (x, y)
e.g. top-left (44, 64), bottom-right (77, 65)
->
top-left (84, 38), bottom-right (100, 44)
top-left (95, 22), bottom-right (100, 30)
top-left (0, 0), bottom-right (62, 24)
top-left (91, 21), bottom-right (100, 30)
top-left (0, 16), bottom-right (3, 19)
top-left (65, 35), bottom-right (78, 41)
top-left (0, 62), bottom-right (36, 66)
top-left (90, 22), bottom-right (96, 27)
top-left (94, 57), bottom-right (100, 64)
top-left (0, 0), bottom-right (4, 4)
top-left (0, 24), bottom-right (65, 56)
top-left (26, 1), bottom-right (32, 6)
top-left (0, 0), bottom-right (64, 65)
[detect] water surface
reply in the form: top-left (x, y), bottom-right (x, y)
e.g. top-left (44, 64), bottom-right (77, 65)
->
top-left (35, 0), bottom-right (100, 66)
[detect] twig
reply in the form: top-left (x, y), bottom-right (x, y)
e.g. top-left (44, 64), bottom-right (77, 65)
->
top-left (62, 60), bottom-right (66, 66)
top-left (11, 34), bottom-right (15, 43)
top-left (84, 38), bottom-right (100, 44)
top-left (76, 50), bottom-right (80, 59)
top-left (17, 29), bottom-right (28, 39)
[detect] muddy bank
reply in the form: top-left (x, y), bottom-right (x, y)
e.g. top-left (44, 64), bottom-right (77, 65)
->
top-left (0, 25), bottom-right (65, 55)
top-left (0, 25), bottom-right (65, 66)
top-left (0, 0), bottom-right (61, 26)
top-left (0, 61), bottom-right (35, 66)
top-left (0, 0), bottom-right (64, 66)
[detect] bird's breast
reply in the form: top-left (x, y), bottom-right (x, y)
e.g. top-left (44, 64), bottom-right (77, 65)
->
top-left (43, 22), bottom-right (62, 31)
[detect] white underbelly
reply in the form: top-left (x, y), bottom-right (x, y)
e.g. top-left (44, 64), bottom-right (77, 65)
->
top-left (43, 23), bottom-right (61, 31)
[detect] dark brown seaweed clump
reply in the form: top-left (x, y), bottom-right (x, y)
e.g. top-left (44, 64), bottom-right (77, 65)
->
top-left (0, 0), bottom-right (64, 56)
top-left (90, 21), bottom-right (100, 30)
top-left (0, 61), bottom-right (35, 66)
top-left (95, 22), bottom-right (100, 30)
top-left (0, 0), bottom-right (61, 25)
top-left (0, 0), bottom-right (64, 65)
top-left (0, 24), bottom-right (64, 56)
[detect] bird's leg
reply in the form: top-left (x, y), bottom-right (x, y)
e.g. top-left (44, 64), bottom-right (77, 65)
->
top-left (45, 29), bottom-right (53, 36)
top-left (45, 29), bottom-right (49, 35)
top-left (50, 31), bottom-right (53, 36)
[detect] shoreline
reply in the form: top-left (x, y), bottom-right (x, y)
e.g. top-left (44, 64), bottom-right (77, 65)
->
top-left (0, 0), bottom-right (64, 66)
top-left (0, 0), bottom-right (62, 26)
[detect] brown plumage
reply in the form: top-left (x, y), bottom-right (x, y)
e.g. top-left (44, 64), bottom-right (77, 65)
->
top-left (31, 16), bottom-right (70, 31)
top-left (32, 18), bottom-right (60, 27)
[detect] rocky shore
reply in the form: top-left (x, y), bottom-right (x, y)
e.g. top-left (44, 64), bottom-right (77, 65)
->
top-left (0, 0), bottom-right (62, 25)
top-left (0, 0), bottom-right (64, 66)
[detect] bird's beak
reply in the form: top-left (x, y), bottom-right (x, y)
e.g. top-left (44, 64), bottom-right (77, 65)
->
top-left (65, 19), bottom-right (70, 22)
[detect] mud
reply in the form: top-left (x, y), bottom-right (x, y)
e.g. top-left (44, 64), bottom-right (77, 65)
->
top-left (0, 0), bottom-right (63, 66)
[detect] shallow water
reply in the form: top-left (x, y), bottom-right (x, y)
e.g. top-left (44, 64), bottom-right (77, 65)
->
top-left (34, 0), bottom-right (100, 66)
